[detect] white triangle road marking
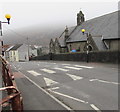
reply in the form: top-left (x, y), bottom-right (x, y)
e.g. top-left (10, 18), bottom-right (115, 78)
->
top-left (27, 70), bottom-right (41, 76)
top-left (44, 77), bottom-right (58, 86)
top-left (66, 73), bottom-right (83, 81)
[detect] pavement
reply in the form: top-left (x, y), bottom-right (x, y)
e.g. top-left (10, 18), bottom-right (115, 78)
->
top-left (10, 61), bottom-right (119, 111)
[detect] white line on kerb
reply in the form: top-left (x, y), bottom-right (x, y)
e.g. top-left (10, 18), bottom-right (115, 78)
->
top-left (18, 71), bottom-right (72, 110)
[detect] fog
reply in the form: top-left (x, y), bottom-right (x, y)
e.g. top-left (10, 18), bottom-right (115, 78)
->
top-left (0, 0), bottom-right (118, 45)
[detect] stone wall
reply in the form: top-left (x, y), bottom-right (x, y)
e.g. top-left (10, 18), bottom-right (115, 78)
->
top-left (31, 51), bottom-right (119, 63)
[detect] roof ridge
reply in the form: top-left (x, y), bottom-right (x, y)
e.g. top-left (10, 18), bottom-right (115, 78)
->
top-left (59, 30), bottom-right (65, 38)
top-left (86, 10), bottom-right (118, 22)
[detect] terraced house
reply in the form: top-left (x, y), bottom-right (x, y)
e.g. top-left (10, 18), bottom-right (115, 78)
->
top-left (49, 10), bottom-right (119, 54)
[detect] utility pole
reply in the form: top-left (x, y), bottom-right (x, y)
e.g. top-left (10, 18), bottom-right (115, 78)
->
top-left (27, 37), bottom-right (30, 61)
top-left (0, 21), bottom-right (4, 56)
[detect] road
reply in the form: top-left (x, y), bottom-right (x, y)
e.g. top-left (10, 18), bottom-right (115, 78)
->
top-left (10, 61), bottom-right (119, 111)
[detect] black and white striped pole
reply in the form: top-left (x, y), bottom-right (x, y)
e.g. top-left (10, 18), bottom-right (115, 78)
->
top-left (81, 29), bottom-right (89, 63)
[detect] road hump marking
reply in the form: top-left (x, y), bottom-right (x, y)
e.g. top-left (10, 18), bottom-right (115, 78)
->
top-left (44, 77), bottom-right (58, 86)
top-left (27, 70), bottom-right (41, 76)
top-left (66, 73), bottom-right (83, 80)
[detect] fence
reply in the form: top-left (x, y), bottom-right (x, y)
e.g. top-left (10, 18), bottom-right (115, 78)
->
top-left (0, 56), bottom-right (23, 111)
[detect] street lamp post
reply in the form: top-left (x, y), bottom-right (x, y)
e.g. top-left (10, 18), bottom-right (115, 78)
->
top-left (0, 14), bottom-right (11, 56)
top-left (81, 29), bottom-right (90, 63)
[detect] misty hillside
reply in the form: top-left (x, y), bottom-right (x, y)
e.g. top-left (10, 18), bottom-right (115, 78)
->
top-left (3, 25), bottom-right (67, 47)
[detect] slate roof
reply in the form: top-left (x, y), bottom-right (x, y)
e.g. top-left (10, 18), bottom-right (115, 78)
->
top-left (6, 46), bottom-right (14, 51)
top-left (66, 11), bottom-right (118, 43)
top-left (92, 37), bottom-right (107, 50)
top-left (58, 26), bottom-right (76, 47)
top-left (102, 36), bottom-right (119, 40)
top-left (9, 44), bottom-right (22, 50)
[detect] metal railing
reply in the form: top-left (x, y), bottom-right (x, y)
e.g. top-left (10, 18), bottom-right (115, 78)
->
top-left (0, 56), bottom-right (23, 111)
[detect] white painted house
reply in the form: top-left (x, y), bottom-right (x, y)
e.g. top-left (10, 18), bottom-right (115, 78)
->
top-left (6, 44), bottom-right (38, 62)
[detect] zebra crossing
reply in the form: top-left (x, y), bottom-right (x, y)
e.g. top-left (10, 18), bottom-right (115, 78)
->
top-left (27, 70), bottom-right (41, 76)
top-left (26, 65), bottom-right (94, 86)
top-left (41, 69), bottom-right (56, 74)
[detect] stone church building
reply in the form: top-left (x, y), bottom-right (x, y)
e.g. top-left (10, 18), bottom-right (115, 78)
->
top-left (49, 10), bottom-right (119, 54)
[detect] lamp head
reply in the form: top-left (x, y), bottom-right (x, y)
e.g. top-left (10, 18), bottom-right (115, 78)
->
top-left (81, 29), bottom-right (85, 35)
top-left (5, 14), bottom-right (11, 24)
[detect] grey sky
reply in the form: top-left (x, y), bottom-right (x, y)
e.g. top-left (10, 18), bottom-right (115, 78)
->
top-left (1, 0), bottom-right (118, 32)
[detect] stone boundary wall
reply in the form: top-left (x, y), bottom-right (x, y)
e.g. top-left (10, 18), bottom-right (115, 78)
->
top-left (30, 51), bottom-right (119, 63)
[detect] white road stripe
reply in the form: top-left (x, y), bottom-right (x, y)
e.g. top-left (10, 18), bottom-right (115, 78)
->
top-left (66, 73), bottom-right (83, 81)
top-left (27, 70), bottom-right (41, 76)
top-left (18, 71), bottom-right (71, 110)
top-left (64, 66), bottom-right (82, 70)
top-left (74, 65), bottom-right (94, 69)
top-left (41, 69), bottom-right (56, 74)
top-left (50, 63), bottom-right (56, 64)
top-left (54, 67), bottom-right (69, 71)
top-left (50, 90), bottom-right (88, 104)
top-left (48, 87), bottom-right (60, 90)
top-left (62, 64), bottom-right (70, 65)
top-left (89, 79), bottom-right (119, 85)
top-left (89, 79), bottom-right (97, 82)
top-left (44, 77), bottom-right (58, 86)
top-left (98, 79), bottom-right (119, 85)
top-left (90, 104), bottom-right (100, 111)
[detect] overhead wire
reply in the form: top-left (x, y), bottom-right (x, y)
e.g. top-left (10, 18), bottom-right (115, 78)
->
top-left (3, 26), bottom-right (28, 38)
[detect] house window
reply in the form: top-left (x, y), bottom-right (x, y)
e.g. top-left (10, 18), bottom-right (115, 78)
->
top-left (14, 51), bottom-right (15, 55)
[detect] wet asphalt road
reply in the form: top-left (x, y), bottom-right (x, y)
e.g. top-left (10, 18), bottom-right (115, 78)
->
top-left (10, 61), bottom-right (118, 111)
